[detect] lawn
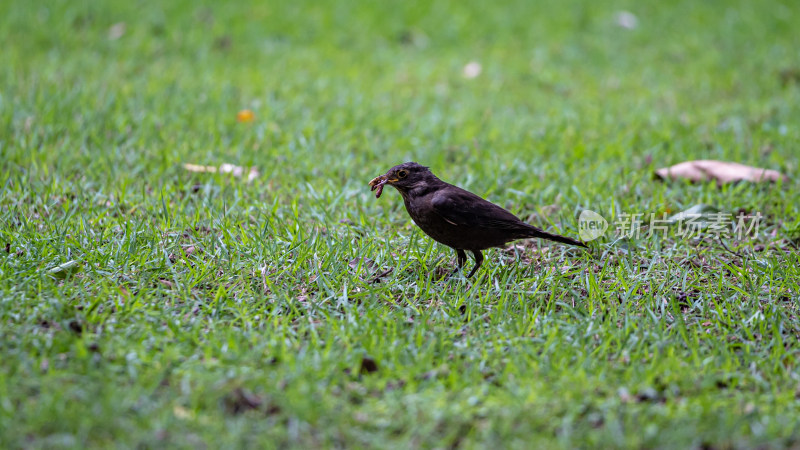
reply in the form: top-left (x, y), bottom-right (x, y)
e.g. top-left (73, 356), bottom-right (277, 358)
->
top-left (1, 0), bottom-right (799, 447)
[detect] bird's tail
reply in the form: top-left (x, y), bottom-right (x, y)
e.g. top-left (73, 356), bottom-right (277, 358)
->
top-left (526, 226), bottom-right (588, 248)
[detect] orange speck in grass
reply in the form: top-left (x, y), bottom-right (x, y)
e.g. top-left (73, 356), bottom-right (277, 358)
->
top-left (237, 109), bottom-right (255, 123)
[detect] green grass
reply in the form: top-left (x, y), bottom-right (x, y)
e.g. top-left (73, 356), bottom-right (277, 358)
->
top-left (1, 0), bottom-right (799, 447)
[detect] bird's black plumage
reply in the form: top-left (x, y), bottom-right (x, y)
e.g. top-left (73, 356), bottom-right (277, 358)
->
top-left (369, 162), bottom-right (587, 278)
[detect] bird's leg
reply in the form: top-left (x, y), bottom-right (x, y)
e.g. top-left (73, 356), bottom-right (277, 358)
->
top-left (449, 249), bottom-right (468, 278)
top-left (466, 250), bottom-right (483, 278)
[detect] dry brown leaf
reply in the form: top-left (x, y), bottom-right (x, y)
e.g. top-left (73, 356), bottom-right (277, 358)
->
top-left (655, 160), bottom-right (787, 185)
top-left (236, 109), bottom-right (255, 122)
top-left (183, 163), bottom-right (259, 182)
top-left (118, 285), bottom-right (130, 297)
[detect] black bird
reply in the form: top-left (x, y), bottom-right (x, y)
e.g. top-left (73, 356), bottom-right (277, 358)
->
top-left (369, 162), bottom-right (587, 278)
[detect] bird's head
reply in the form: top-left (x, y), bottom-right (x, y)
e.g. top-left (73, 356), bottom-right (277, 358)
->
top-left (369, 162), bottom-right (436, 197)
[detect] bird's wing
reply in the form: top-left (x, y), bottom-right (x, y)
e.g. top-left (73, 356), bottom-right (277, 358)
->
top-left (430, 187), bottom-right (528, 230)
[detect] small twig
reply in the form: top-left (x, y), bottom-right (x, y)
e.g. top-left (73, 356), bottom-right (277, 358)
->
top-left (716, 236), bottom-right (742, 259)
top-left (370, 267), bottom-right (393, 284)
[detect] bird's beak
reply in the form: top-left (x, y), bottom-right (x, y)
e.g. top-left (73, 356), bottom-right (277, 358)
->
top-left (369, 173), bottom-right (400, 198)
top-left (369, 175), bottom-right (386, 188)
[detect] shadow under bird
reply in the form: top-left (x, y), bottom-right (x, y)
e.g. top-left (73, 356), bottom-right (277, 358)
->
top-left (369, 162), bottom-right (587, 278)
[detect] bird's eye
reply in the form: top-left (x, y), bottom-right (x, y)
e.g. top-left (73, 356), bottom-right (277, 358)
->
top-left (397, 170), bottom-right (408, 178)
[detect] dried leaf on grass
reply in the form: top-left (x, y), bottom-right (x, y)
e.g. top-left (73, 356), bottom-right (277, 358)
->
top-left (47, 260), bottom-right (81, 279)
top-left (236, 109), bottom-right (255, 122)
top-left (655, 160), bottom-right (787, 185)
top-left (183, 163), bottom-right (259, 182)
